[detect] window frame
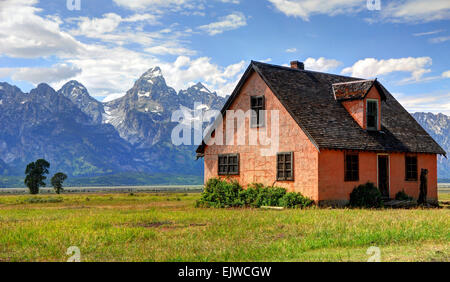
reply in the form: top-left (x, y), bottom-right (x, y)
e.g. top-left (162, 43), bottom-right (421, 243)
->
top-left (276, 152), bottom-right (294, 181)
top-left (344, 152), bottom-right (359, 182)
top-left (405, 155), bottom-right (418, 181)
top-left (250, 95), bottom-right (265, 128)
top-left (218, 154), bottom-right (240, 176)
top-left (366, 99), bottom-right (378, 131)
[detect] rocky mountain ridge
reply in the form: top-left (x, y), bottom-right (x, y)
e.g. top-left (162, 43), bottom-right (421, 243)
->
top-left (0, 67), bottom-right (227, 177)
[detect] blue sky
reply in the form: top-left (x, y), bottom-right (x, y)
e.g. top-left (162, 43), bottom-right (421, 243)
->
top-left (0, 0), bottom-right (449, 113)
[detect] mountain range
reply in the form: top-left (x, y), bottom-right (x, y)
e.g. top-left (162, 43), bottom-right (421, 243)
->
top-left (412, 112), bottom-right (450, 180)
top-left (0, 67), bottom-right (226, 180)
top-left (0, 68), bottom-right (449, 185)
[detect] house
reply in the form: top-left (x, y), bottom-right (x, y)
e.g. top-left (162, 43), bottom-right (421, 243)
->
top-left (196, 61), bottom-right (446, 206)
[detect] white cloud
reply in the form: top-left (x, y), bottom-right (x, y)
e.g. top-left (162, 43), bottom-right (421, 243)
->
top-left (0, 0), bottom-right (244, 102)
top-left (198, 12), bottom-right (247, 35)
top-left (51, 44), bottom-right (163, 100)
top-left (113, 0), bottom-right (239, 10)
top-left (393, 92), bottom-right (450, 115)
top-left (0, 64), bottom-right (81, 84)
top-left (304, 57), bottom-right (342, 72)
top-left (0, 0), bottom-right (84, 58)
top-left (160, 56), bottom-right (246, 96)
top-left (268, 0), bottom-right (450, 23)
top-left (71, 13), bottom-right (159, 38)
top-left (413, 29), bottom-right (445, 36)
top-left (113, 0), bottom-right (191, 10)
top-left (219, 0), bottom-right (240, 3)
top-left (443, 71), bottom-right (450, 78)
top-left (429, 36), bottom-right (450, 43)
top-left (381, 0), bottom-right (450, 23)
top-left (341, 57), bottom-right (433, 82)
top-left (285, 48), bottom-right (297, 53)
top-left (260, 58), bottom-right (273, 63)
top-left (67, 13), bottom-right (194, 56)
top-left (145, 45), bottom-right (196, 55)
top-left (267, 0), bottom-right (363, 21)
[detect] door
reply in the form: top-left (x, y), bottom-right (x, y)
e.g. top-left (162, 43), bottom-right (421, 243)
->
top-left (378, 155), bottom-right (389, 198)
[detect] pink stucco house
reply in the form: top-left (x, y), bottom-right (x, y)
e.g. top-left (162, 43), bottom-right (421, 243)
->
top-left (196, 61), bottom-right (446, 206)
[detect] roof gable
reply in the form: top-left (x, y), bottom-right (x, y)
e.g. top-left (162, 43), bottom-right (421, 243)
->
top-left (332, 79), bottom-right (387, 101)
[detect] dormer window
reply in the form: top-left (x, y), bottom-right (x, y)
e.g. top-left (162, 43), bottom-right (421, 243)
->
top-left (366, 99), bottom-right (378, 131)
top-left (332, 79), bottom-right (386, 131)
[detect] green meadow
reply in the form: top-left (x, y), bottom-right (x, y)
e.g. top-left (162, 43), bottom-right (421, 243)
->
top-left (0, 192), bottom-right (448, 262)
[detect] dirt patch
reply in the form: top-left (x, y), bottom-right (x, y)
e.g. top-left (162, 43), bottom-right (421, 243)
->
top-left (133, 221), bottom-right (172, 228)
top-left (161, 225), bottom-right (185, 231)
top-left (274, 233), bottom-right (286, 240)
top-left (127, 221), bottom-right (208, 230)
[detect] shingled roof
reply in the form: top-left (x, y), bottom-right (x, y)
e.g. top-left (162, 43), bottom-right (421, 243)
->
top-left (196, 61), bottom-right (446, 156)
top-left (332, 79), bottom-right (386, 101)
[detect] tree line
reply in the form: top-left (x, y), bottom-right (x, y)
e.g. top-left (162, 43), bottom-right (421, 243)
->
top-left (24, 159), bottom-right (67, 194)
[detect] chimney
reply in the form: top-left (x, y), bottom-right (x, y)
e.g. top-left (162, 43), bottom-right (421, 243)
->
top-left (290, 60), bottom-right (304, 70)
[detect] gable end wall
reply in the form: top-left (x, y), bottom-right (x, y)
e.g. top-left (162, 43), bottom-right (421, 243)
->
top-left (203, 72), bottom-right (320, 201)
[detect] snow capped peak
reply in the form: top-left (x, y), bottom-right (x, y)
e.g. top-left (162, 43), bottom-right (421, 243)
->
top-left (142, 67), bottom-right (163, 80)
top-left (190, 82), bottom-right (212, 94)
top-left (61, 81), bottom-right (88, 95)
top-left (68, 80), bottom-right (86, 89)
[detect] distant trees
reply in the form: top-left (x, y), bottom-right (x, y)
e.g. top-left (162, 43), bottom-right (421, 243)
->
top-left (51, 172), bottom-right (68, 194)
top-left (24, 159), bottom-right (50, 194)
top-left (24, 159), bottom-right (68, 194)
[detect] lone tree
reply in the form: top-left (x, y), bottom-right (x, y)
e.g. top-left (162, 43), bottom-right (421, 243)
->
top-left (51, 172), bottom-right (68, 194)
top-left (24, 159), bottom-right (50, 194)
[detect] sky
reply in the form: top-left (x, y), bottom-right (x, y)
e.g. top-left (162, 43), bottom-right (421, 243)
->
top-left (0, 0), bottom-right (449, 113)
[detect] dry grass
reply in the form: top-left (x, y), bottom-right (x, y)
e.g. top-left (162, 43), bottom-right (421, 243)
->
top-left (0, 192), bottom-right (448, 262)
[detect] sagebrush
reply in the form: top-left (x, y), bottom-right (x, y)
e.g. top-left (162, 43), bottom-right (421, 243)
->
top-left (196, 178), bottom-right (313, 208)
top-left (349, 182), bottom-right (383, 208)
top-left (395, 190), bottom-right (414, 201)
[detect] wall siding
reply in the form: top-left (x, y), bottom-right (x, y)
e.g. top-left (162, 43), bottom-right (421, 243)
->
top-left (203, 72), bottom-right (320, 201)
top-left (318, 150), bottom-right (438, 204)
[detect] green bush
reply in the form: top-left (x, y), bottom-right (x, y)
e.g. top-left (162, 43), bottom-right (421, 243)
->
top-left (395, 190), bottom-right (413, 201)
top-left (349, 182), bottom-right (383, 208)
top-left (196, 179), bottom-right (313, 209)
top-left (242, 183), bottom-right (286, 207)
top-left (279, 192), bottom-right (314, 208)
top-left (196, 178), bottom-right (244, 208)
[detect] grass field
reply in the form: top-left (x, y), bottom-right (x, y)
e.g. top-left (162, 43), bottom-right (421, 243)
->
top-left (0, 192), bottom-right (449, 262)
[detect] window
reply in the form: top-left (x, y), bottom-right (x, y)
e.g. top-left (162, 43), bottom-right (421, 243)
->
top-left (250, 96), bottom-right (265, 127)
top-left (366, 99), bottom-right (378, 130)
top-left (344, 153), bottom-right (359, 181)
top-left (405, 155), bottom-right (418, 181)
top-left (218, 154), bottom-right (239, 175)
top-left (277, 152), bottom-right (294, 181)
